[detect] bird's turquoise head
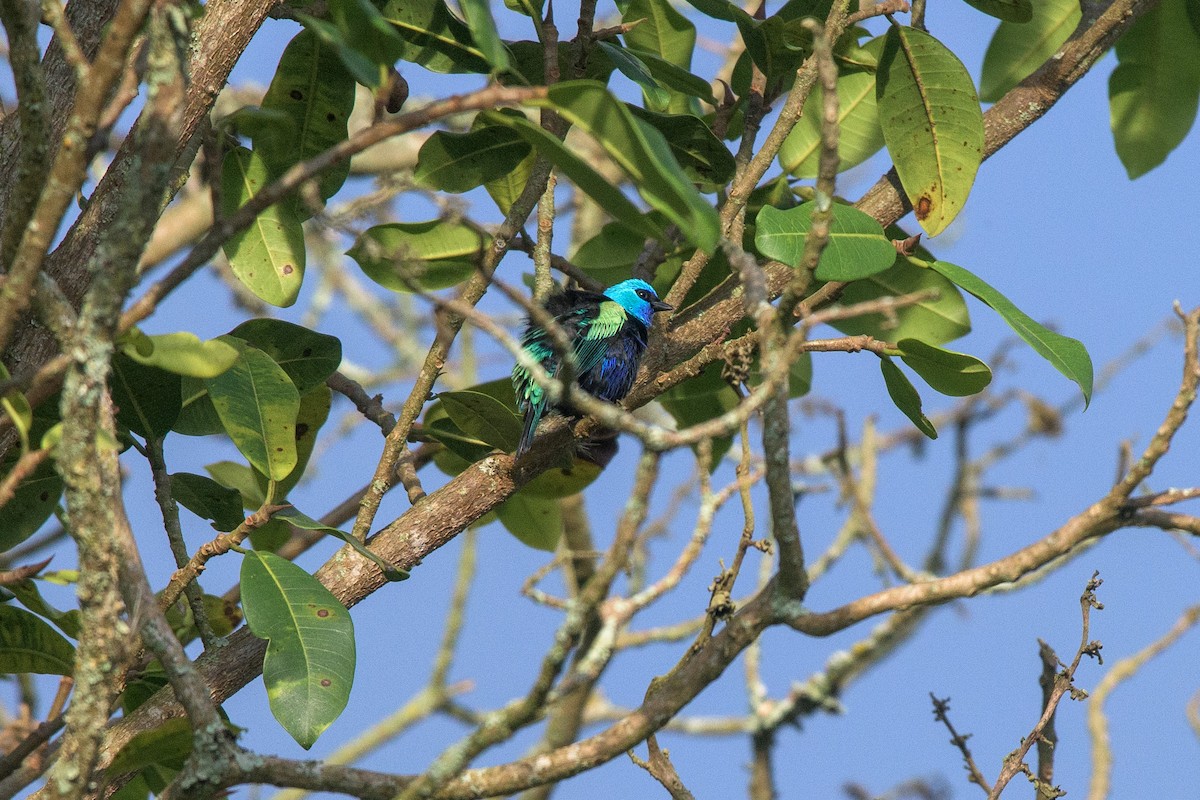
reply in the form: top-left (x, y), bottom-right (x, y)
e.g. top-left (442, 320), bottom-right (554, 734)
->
top-left (603, 279), bottom-right (673, 326)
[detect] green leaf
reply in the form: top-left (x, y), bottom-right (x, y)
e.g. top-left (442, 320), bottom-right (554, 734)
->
top-left (629, 107), bottom-right (736, 187)
top-left (437, 390), bottom-right (523, 452)
top-left (0, 456), bottom-right (62, 552)
top-left (0, 363), bottom-right (32, 454)
top-left (166, 594), bottom-right (244, 643)
top-left (980, 0), bottom-right (1079, 102)
top-left (220, 146), bottom-right (307, 308)
top-left (173, 377), bottom-right (225, 436)
top-left (928, 260), bottom-right (1093, 405)
top-left (241, 551), bottom-right (356, 749)
top-left (620, 0), bottom-right (696, 68)
top-left (414, 125), bottom-right (533, 193)
top-left (961, 0), bottom-right (1032, 23)
top-left (0, 604), bottom-right (76, 675)
top-left (257, 29), bottom-right (356, 201)
top-left (205, 344), bottom-right (300, 481)
top-left (780, 38), bottom-right (885, 178)
top-left (110, 718), bottom-right (194, 776)
top-left (121, 332), bottom-right (240, 379)
top-left (379, 0), bottom-right (490, 73)
top-left (485, 145), bottom-right (535, 215)
top-left (459, 0), bottom-right (510, 72)
top-left (571, 220), bottom-right (648, 284)
top-left (897, 338), bottom-right (992, 396)
top-left (879, 357), bottom-right (937, 439)
top-left (228, 320), bottom-right (342, 394)
top-left (496, 491), bottom-right (563, 551)
top-left (520, 460), bottom-right (604, 498)
top-left (598, 41), bottom-right (672, 110)
top-left (170, 472), bottom-right (246, 532)
top-left (274, 507), bottom-right (408, 582)
top-left (1108, 0), bottom-right (1200, 178)
top-left (876, 26), bottom-right (984, 237)
top-left (828, 250), bottom-right (971, 345)
top-left (257, 384), bottom-right (332, 500)
top-left (625, 46), bottom-right (716, 104)
top-left (303, 0), bottom-right (407, 87)
top-left (206, 460), bottom-right (267, 508)
top-left (480, 109), bottom-right (665, 242)
top-left (534, 81), bottom-right (720, 254)
top-left (658, 362), bottom-right (737, 464)
top-left (347, 220), bottom-right (484, 292)
top-left (5, 579), bottom-right (82, 639)
top-left (110, 353), bottom-right (181, 440)
top-left (754, 203), bottom-right (896, 281)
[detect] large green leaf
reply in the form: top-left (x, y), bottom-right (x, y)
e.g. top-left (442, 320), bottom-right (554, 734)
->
top-left (220, 146), bottom-right (307, 308)
top-left (110, 718), bottom-right (194, 777)
top-left (110, 353), bottom-right (181, 440)
top-left (204, 343), bottom-right (300, 481)
top-left (571, 220), bottom-right (649, 284)
top-left (205, 460), bottom-right (267, 508)
top-left (780, 38), bottom-right (885, 178)
top-left (897, 338), bottom-right (992, 396)
top-left (629, 107), bottom-right (736, 187)
top-left (480, 109), bottom-right (664, 241)
top-left (301, 0), bottom-right (407, 87)
top-left (828, 241), bottom-right (970, 345)
top-left (5, 579), bottom-right (81, 639)
top-left (228, 319), bottom-right (342, 394)
top-left (414, 125), bottom-right (532, 193)
top-left (961, 0), bottom-right (1032, 23)
top-left (620, 0), bottom-right (696, 68)
top-left (658, 361), bottom-right (737, 464)
top-left (876, 26), bottom-right (984, 237)
top-left (173, 376), bottom-right (225, 436)
top-left (249, 383), bottom-right (331, 501)
top-left (170, 472), bottom-right (246, 532)
top-left (928, 260), bottom-right (1093, 405)
top-left (879, 357), bottom-right (937, 439)
top-left (628, 46), bottom-right (717, 105)
top-left (241, 550), bottom-right (356, 749)
top-left (438, 390), bottom-right (523, 452)
top-left (379, 0), bottom-right (490, 73)
top-left (599, 41), bottom-right (672, 110)
top-left (980, 0), bottom-right (1079, 102)
top-left (1108, 0), bottom-right (1200, 178)
top-left (0, 363), bottom-right (32, 454)
top-left (755, 203), bottom-right (897, 281)
top-left (459, 0), bottom-right (510, 72)
top-left (532, 81), bottom-right (720, 253)
top-left (0, 604), bottom-right (76, 675)
top-left (347, 220), bottom-right (484, 292)
top-left (496, 491), bottom-right (563, 551)
top-left (257, 29), bottom-right (356, 201)
top-left (520, 460), bottom-right (604, 498)
top-left (0, 456), bottom-right (62, 552)
top-left (121, 332), bottom-right (239, 379)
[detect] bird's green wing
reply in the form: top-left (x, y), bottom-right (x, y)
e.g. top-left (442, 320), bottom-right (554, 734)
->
top-left (572, 301), bottom-right (627, 377)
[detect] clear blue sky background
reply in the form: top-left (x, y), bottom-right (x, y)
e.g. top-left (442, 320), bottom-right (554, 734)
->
top-left (12, 2), bottom-right (1200, 799)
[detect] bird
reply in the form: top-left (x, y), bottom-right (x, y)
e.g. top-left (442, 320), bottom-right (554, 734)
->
top-left (511, 278), bottom-right (673, 457)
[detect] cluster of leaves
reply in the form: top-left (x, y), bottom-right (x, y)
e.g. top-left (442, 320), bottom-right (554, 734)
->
top-left (3, 0), bottom-right (1193, 774)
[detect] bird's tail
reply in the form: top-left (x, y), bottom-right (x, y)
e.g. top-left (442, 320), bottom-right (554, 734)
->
top-left (516, 402), bottom-right (544, 457)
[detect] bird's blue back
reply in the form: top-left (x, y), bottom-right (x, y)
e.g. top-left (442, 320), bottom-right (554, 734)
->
top-left (512, 279), bottom-right (670, 455)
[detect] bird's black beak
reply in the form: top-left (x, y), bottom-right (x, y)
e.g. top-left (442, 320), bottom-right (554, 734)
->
top-left (651, 299), bottom-right (673, 313)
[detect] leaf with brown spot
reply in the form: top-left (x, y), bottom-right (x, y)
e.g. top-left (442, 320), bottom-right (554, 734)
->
top-left (241, 550), bottom-right (356, 749)
top-left (876, 26), bottom-right (984, 236)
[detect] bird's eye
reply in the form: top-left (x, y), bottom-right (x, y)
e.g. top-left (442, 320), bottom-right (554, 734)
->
top-left (636, 289), bottom-right (652, 301)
